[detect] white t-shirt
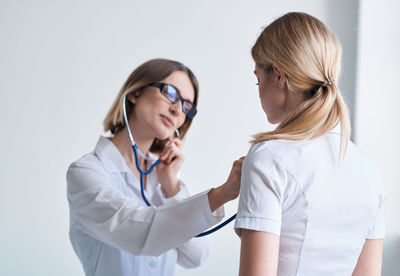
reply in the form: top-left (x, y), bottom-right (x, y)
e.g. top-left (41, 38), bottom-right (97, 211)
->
top-left (234, 128), bottom-right (385, 275)
top-left (67, 136), bottom-right (224, 276)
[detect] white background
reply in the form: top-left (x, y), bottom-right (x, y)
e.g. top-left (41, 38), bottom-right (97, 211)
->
top-left (0, 0), bottom-right (398, 275)
top-left (355, 0), bottom-right (400, 275)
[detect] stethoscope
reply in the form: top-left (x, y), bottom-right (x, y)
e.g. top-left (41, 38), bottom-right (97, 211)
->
top-left (122, 95), bottom-right (236, 237)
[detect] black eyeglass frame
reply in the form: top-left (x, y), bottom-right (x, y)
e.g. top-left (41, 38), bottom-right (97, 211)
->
top-left (149, 83), bottom-right (197, 118)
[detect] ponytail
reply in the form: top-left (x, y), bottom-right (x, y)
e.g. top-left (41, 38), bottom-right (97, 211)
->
top-left (250, 12), bottom-right (351, 161)
top-left (251, 82), bottom-right (351, 160)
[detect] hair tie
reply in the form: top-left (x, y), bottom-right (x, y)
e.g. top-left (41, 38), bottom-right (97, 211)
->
top-left (322, 78), bottom-right (334, 87)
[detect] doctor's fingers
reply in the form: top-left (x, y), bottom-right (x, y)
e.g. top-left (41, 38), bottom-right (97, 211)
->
top-left (161, 144), bottom-right (182, 164)
top-left (170, 137), bottom-right (183, 150)
top-left (166, 147), bottom-right (184, 164)
top-left (227, 159), bottom-right (244, 182)
top-left (164, 138), bottom-right (183, 153)
top-left (161, 140), bottom-right (179, 158)
top-left (233, 156), bottom-right (245, 170)
top-left (162, 151), bottom-right (185, 166)
top-left (168, 152), bottom-right (185, 167)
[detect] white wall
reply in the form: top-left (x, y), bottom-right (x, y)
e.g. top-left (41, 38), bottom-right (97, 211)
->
top-left (0, 0), bottom-right (378, 275)
top-left (355, 0), bottom-right (400, 274)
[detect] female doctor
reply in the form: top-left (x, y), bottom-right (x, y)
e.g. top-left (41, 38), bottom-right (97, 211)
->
top-left (234, 12), bottom-right (385, 275)
top-left (67, 58), bottom-right (243, 276)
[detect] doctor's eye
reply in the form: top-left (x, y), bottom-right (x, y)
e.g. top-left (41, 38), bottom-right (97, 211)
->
top-left (256, 82), bottom-right (259, 86)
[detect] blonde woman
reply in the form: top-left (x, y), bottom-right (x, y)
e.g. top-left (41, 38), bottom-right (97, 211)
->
top-left (234, 13), bottom-right (385, 275)
top-left (67, 59), bottom-right (242, 276)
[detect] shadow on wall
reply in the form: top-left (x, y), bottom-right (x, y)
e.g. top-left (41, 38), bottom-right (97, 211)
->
top-left (383, 235), bottom-right (400, 275)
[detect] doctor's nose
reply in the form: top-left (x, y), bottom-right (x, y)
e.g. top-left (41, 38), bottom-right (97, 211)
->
top-left (169, 101), bottom-right (183, 117)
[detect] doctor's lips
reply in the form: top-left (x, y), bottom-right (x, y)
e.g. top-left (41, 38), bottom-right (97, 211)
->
top-left (160, 114), bottom-right (174, 128)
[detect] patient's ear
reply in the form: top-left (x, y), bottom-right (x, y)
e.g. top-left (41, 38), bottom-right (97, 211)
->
top-left (273, 65), bottom-right (287, 89)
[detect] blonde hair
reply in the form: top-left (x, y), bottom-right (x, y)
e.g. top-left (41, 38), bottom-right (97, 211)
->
top-left (103, 59), bottom-right (199, 154)
top-left (251, 12), bottom-right (351, 158)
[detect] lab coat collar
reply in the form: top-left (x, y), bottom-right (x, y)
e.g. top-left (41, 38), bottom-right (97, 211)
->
top-left (94, 136), bottom-right (158, 173)
top-left (94, 136), bottom-right (130, 173)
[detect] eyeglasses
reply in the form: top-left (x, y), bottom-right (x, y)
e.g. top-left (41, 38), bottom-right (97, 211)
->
top-left (149, 83), bottom-right (197, 118)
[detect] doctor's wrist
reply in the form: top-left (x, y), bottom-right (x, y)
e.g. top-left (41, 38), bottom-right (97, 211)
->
top-left (207, 185), bottom-right (227, 212)
top-left (161, 179), bottom-right (181, 198)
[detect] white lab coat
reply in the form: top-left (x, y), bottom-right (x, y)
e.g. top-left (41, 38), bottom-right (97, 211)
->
top-left (67, 136), bottom-right (224, 276)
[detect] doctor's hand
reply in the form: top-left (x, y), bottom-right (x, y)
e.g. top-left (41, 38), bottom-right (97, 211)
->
top-left (208, 156), bottom-right (245, 212)
top-left (156, 138), bottom-right (184, 198)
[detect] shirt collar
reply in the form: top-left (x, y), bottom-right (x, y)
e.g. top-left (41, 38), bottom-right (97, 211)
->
top-left (94, 136), bottom-right (131, 173)
top-left (94, 136), bottom-right (159, 173)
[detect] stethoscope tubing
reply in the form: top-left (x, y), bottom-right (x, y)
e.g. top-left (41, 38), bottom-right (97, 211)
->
top-left (123, 95), bottom-right (237, 237)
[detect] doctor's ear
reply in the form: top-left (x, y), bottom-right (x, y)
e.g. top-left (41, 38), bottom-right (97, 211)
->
top-left (127, 91), bottom-right (141, 103)
top-left (273, 65), bottom-right (286, 89)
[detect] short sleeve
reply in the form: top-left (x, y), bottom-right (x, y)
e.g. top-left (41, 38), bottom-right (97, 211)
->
top-left (234, 145), bottom-right (287, 237)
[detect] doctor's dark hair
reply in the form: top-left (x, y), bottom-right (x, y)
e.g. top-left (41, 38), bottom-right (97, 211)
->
top-left (103, 58), bottom-right (199, 154)
top-left (251, 12), bottom-right (351, 158)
